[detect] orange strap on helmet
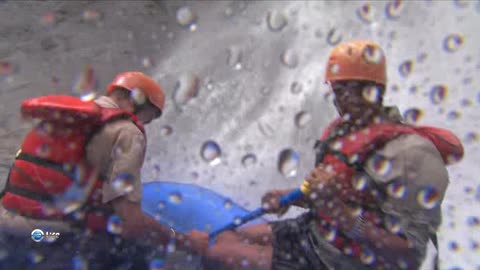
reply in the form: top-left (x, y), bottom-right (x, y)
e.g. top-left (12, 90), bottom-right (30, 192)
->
top-left (325, 40), bottom-right (387, 85)
top-left (107, 71), bottom-right (165, 112)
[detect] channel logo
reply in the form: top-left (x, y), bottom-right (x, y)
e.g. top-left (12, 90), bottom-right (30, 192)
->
top-left (31, 229), bottom-right (44, 242)
top-left (31, 229), bottom-right (60, 242)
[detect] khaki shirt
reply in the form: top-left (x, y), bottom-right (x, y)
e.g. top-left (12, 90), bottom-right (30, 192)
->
top-left (0, 96), bottom-right (146, 235)
top-left (86, 96), bottom-right (146, 204)
top-left (310, 133), bottom-right (449, 269)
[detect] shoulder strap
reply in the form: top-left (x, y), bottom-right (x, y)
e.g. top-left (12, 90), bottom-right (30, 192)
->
top-left (430, 232), bottom-right (439, 270)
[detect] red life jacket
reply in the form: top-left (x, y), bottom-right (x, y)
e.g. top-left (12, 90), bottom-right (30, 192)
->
top-left (0, 95), bottom-right (145, 232)
top-left (312, 118), bottom-right (464, 260)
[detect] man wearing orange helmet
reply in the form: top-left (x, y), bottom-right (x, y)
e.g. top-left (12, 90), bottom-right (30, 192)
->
top-left (0, 71), bottom-right (207, 269)
top-left (200, 41), bottom-right (463, 270)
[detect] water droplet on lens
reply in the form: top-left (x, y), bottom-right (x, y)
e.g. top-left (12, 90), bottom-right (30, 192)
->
top-left (142, 57), bottom-right (154, 68)
top-left (399, 60), bottom-right (414, 77)
top-left (149, 258), bottom-right (165, 270)
top-left (290, 81), bottom-right (303, 94)
top-left (278, 149), bottom-right (300, 178)
top-left (224, 199), bottom-right (233, 209)
top-left (281, 49), bottom-right (299, 68)
top-left (360, 248), bottom-right (376, 265)
top-left (362, 85), bottom-right (382, 103)
top-left (234, 217), bottom-right (242, 225)
top-left (385, 215), bottom-right (402, 234)
top-left (168, 192), bottom-right (183, 204)
top-left (174, 73), bottom-right (200, 106)
top-left (466, 216), bottom-right (480, 227)
top-left (387, 180), bottom-right (407, 199)
top-left (200, 140), bottom-right (222, 165)
top-left (429, 85), bottom-right (447, 104)
top-left (267, 10), bottom-right (288, 32)
top-left (107, 215), bottom-right (123, 234)
top-left (28, 251), bottom-right (44, 264)
top-left (454, 0), bottom-right (470, 8)
top-left (357, 3), bottom-right (374, 23)
top-left (82, 9), bottom-right (102, 22)
top-left (295, 111), bottom-right (312, 128)
top-left (0, 249), bottom-right (8, 261)
top-left (403, 108), bottom-right (423, 124)
top-left (362, 44), bottom-right (384, 64)
top-left (446, 110), bottom-right (461, 121)
top-left (157, 201), bottom-right (166, 210)
top-left (242, 153), bottom-right (257, 168)
top-left (443, 34), bottom-right (464, 52)
top-left (131, 88), bottom-right (147, 105)
top-left (464, 132), bottom-right (478, 144)
top-left (36, 144), bottom-right (51, 158)
top-left (72, 255), bottom-right (88, 270)
top-left (325, 227), bottom-right (337, 242)
top-left (176, 6), bottom-right (197, 29)
top-left (417, 186), bottom-right (440, 209)
top-left (352, 174), bottom-right (369, 191)
top-left (386, 0), bottom-right (404, 19)
top-left (258, 121), bottom-right (275, 137)
top-left (326, 67), bottom-right (341, 81)
top-left (448, 241), bottom-right (460, 252)
top-left (41, 12), bottom-right (56, 26)
top-left (160, 126), bottom-right (173, 137)
top-left (327, 28), bottom-right (342, 46)
top-left (112, 173), bottom-right (135, 194)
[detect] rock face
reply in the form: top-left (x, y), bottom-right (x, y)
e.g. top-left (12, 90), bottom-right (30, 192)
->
top-left (0, 1), bottom-right (478, 269)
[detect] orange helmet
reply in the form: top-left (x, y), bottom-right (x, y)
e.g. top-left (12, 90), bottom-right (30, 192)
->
top-left (325, 40), bottom-right (387, 85)
top-left (107, 71), bottom-right (165, 111)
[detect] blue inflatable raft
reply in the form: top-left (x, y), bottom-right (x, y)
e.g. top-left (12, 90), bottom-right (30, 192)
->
top-left (141, 181), bottom-right (267, 234)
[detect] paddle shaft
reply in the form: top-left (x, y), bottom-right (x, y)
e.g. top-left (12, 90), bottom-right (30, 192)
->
top-left (208, 188), bottom-right (304, 239)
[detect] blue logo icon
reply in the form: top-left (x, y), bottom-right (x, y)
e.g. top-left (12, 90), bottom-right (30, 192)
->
top-left (31, 229), bottom-right (44, 242)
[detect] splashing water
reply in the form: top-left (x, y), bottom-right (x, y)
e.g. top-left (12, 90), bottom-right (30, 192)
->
top-left (278, 149), bottom-right (300, 178)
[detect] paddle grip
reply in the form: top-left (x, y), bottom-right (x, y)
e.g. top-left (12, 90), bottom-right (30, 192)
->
top-left (208, 188), bottom-right (305, 241)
